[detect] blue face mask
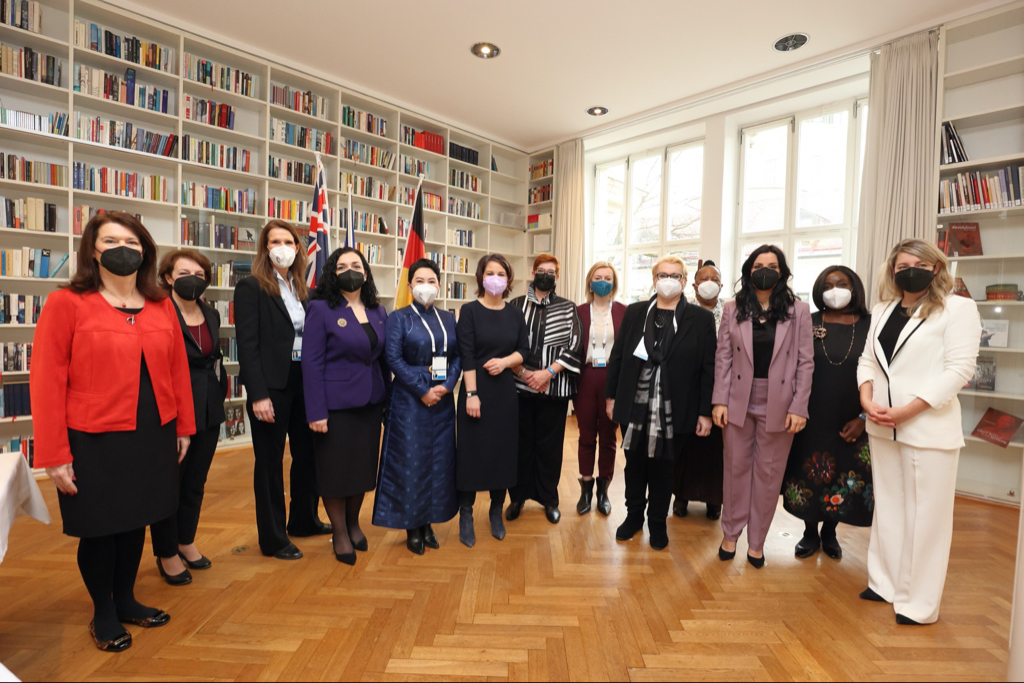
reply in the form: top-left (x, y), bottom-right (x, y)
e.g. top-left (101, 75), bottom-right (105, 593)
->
top-left (590, 280), bottom-right (613, 298)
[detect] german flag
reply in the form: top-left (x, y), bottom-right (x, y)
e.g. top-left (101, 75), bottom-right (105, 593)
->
top-left (395, 180), bottom-right (426, 310)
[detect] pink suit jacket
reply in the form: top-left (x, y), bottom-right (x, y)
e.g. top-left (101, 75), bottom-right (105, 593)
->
top-left (711, 300), bottom-right (814, 432)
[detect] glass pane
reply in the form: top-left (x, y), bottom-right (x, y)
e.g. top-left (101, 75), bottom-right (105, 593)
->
top-left (793, 237), bottom-right (844, 308)
top-left (741, 123), bottom-right (788, 234)
top-left (740, 241), bottom-right (784, 264)
top-left (629, 155), bottom-right (662, 244)
top-left (626, 251), bottom-right (659, 302)
top-left (667, 144), bottom-right (703, 241)
top-left (594, 162), bottom-right (626, 250)
top-left (796, 110), bottom-right (849, 227)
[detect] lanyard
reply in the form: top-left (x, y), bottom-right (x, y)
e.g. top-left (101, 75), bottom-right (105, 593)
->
top-left (641, 299), bottom-right (678, 335)
top-left (590, 304), bottom-right (611, 350)
top-left (415, 305), bottom-right (448, 355)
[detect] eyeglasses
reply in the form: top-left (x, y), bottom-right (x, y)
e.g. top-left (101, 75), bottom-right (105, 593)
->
top-left (535, 269), bottom-right (557, 276)
top-left (655, 273), bottom-right (683, 281)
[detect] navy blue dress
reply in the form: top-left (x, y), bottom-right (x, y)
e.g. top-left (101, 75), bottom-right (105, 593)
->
top-left (373, 303), bottom-right (462, 529)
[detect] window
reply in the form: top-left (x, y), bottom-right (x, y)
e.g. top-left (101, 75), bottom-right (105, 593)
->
top-left (737, 99), bottom-right (867, 307)
top-left (591, 140), bottom-right (704, 302)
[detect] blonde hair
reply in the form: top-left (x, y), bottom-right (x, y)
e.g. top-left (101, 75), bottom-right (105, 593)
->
top-left (876, 238), bottom-right (953, 320)
top-left (585, 261), bottom-right (619, 303)
top-left (652, 255), bottom-right (688, 280)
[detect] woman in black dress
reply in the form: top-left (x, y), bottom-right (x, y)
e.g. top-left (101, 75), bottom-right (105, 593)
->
top-left (782, 266), bottom-right (872, 559)
top-left (456, 254), bottom-right (529, 548)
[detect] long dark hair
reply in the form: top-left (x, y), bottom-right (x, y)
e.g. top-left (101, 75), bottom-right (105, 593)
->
top-left (734, 244), bottom-right (795, 323)
top-left (313, 247), bottom-right (380, 309)
top-left (811, 265), bottom-right (869, 318)
top-left (67, 212), bottom-right (166, 301)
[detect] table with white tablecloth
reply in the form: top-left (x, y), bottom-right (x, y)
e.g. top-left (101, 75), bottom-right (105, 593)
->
top-left (0, 452), bottom-right (52, 564)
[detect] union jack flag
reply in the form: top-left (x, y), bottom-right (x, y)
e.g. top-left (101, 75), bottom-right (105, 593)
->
top-left (305, 153), bottom-right (331, 288)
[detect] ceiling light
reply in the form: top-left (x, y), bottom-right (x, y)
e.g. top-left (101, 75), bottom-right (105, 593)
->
top-left (587, 106), bottom-right (609, 116)
top-left (774, 33), bottom-right (809, 52)
top-left (471, 42), bottom-right (500, 59)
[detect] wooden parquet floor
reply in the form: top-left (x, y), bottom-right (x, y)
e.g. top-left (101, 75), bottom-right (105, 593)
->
top-left (0, 418), bottom-right (1017, 682)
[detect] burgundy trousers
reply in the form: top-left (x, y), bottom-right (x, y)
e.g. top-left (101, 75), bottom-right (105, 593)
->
top-left (575, 364), bottom-right (618, 482)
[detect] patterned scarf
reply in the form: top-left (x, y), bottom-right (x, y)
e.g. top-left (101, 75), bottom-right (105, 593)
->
top-left (622, 306), bottom-right (677, 459)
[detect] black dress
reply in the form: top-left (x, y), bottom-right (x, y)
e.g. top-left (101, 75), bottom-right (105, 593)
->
top-left (456, 301), bottom-right (530, 492)
top-left (782, 314), bottom-right (873, 527)
top-left (59, 309), bottom-right (179, 538)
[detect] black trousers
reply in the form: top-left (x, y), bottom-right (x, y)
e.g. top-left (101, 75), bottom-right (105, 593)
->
top-left (624, 447), bottom-right (674, 525)
top-left (510, 394), bottom-right (568, 507)
top-left (151, 426), bottom-right (221, 558)
top-left (247, 362), bottom-right (320, 555)
top-left (458, 490), bottom-right (506, 508)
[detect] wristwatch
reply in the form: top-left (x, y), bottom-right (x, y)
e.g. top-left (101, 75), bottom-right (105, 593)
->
top-left (517, 368), bottom-right (527, 378)
top-left (466, 391), bottom-right (478, 398)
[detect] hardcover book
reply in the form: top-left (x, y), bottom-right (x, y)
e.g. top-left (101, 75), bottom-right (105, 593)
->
top-left (980, 319), bottom-right (1009, 348)
top-left (972, 408), bottom-right (1024, 448)
top-left (946, 222), bottom-right (982, 256)
top-left (967, 357), bottom-right (996, 391)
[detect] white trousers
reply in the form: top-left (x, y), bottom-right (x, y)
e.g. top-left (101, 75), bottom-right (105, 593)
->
top-left (867, 438), bottom-right (959, 624)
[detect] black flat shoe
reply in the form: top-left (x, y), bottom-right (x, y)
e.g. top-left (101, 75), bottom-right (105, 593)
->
top-left (89, 621), bottom-right (131, 653)
top-left (706, 504), bottom-right (722, 521)
top-left (505, 501), bottom-right (524, 521)
top-left (423, 524), bottom-right (439, 549)
top-left (178, 553), bottom-right (212, 570)
top-left (896, 614), bottom-right (924, 625)
top-left (718, 544), bottom-right (736, 561)
top-left (156, 558), bottom-right (192, 586)
top-left (406, 528), bottom-right (425, 556)
top-left (859, 587), bottom-right (888, 602)
top-left (270, 543), bottom-right (303, 560)
top-left (119, 610), bottom-right (170, 628)
top-left (673, 500), bottom-right (688, 518)
top-left (615, 516), bottom-right (644, 541)
top-left (352, 537), bottom-right (368, 552)
top-left (747, 553), bottom-right (765, 569)
top-left (335, 551), bottom-right (356, 565)
top-left (289, 521), bottom-right (333, 537)
top-left (595, 479), bottom-right (612, 516)
top-left (821, 535), bottom-right (842, 560)
top-left (544, 505), bottom-right (561, 524)
top-left (794, 536), bottom-right (820, 559)
top-left (576, 478), bottom-right (594, 515)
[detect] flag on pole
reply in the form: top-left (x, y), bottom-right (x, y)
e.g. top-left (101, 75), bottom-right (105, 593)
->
top-left (305, 153), bottom-right (331, 288)
top-left (394, 177), bottom-right (427, 310)
top-left (344, 182), bottom-right (355, 249)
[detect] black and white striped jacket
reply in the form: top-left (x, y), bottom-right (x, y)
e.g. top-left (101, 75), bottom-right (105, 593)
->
top-left (510, 285), bottom-right (583, 399)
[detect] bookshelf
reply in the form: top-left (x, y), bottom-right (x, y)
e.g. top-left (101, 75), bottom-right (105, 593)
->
top-left (0, 0), bottom-right (533, 469)
top-left (935, 0), bottom-right (1024, 504)
top-left (525, 148), bottom-right (556, 262)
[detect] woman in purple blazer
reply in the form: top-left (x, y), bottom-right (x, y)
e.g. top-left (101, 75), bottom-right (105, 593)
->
top-left (302, 247), bottom-right (390, 565)
top-left (712, 245), bottom-right (813, 568)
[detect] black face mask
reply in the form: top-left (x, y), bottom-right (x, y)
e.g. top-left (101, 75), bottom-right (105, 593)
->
top-left (894, 267), bottom-right (935, 294)
top-left (99, 246), bottom-right (144, 277)
top-left (173, 275), bottom-right (209, 301)
top-left (338, 270), bottom-right (365, 293)
top-left (751, 268), bottom-right (780, 292)
top-left (533, 272), bottom-right (556, 292)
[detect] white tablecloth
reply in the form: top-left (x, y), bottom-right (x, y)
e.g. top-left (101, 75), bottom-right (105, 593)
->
top-left (0, 452), bottom-right (52, 564)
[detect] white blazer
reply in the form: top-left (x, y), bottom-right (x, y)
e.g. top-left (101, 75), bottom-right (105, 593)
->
top-left (857, 295), bottom-right (980, 450)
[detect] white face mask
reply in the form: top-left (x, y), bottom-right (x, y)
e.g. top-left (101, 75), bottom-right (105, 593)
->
top-left (412, 283), bottom-right (438, 307)
top-left (656, 278), bottom-right (683, 300)
top-left (697, 281), bottom-right (722, 301)
top-left (822, 287), bottom-right (853, 310)
top-left (269, 245), bottom-right (297, 268)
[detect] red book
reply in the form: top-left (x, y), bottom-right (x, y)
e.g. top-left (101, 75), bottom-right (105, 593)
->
top-left (946, 223), bottom-right (982, 256)
top-left (972, 408), bottom-right (1024, 448)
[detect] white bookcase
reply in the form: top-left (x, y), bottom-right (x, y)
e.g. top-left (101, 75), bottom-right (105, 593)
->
top-left (526, 149), bottom-right (556, 260)
top-left (936, 0), bottom-right (1024, 503)
top-left (0, 0), bottom-right (533, 463)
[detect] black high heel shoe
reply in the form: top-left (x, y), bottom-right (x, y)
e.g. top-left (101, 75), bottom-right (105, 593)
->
top-left (746, 553), bottom-right (765, 569)
top-left (423, 524), bottom-right (439, 549)
top-left (351, 537), bottom-right (368, 552)
top-left (718, 544), bottom-right (736, 561)
top-left (156, 558), bottom-right (192, 586)
top-left (406, 528), bottom-right (425, 556)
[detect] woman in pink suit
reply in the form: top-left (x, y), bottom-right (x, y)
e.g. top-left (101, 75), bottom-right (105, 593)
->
top-left (712, 245), bottom-right (814, 568)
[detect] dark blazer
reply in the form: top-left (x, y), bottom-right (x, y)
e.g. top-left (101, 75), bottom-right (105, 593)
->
top-left (174, 299), bottom-right (230, 432)
top-left (578, 301), bottom-right (627, 363)
top-left (605, 297), bottom-right (717, 434)
top-left (233, 276), bottom-right (304, 402)
top-left (302, 298), bottom-right (391, 423)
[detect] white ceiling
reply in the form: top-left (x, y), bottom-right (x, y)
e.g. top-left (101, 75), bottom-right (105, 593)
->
top-left (117, 0), bottom-right (1008, 152)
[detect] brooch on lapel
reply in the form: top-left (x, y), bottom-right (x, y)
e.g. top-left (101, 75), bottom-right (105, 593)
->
top-left (338, 318), bottom-right (347, 328)
top-left (813, 325), bottom-right (827, 339)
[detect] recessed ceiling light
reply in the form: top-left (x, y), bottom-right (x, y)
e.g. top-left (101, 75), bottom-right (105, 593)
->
top-left (774, 33), bottom-right (809, 52)
top-left (587, 106), bottom-right (609, 116)
top-left (471, 42), bottom-right (500, 59)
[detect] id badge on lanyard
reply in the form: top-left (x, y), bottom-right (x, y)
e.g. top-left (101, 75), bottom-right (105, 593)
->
top-left (591, 304), bottom-right (610, 367)
top-left (291, 332), bottom-right (303, 361)
top-left (592, 347), bottom-right (607, 368)
top-left (418, 306), bottom-right (449, 381)
top-left (431, 356), bottom-right (448, 381)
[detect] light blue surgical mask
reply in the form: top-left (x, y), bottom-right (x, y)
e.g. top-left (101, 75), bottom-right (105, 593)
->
top-left (590, 280), bottom-right (613, 298)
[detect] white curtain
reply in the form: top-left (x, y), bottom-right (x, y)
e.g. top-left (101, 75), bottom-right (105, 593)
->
top-left (553, 139), bottom-right (586, 303)
top-left (856, 31), bottom-right (939, 300)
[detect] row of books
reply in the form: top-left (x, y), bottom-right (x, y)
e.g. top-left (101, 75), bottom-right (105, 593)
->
top-left (2, 342), bottom-right (30, 371)
top-left (450, 169), bottom-right (480, 193)
top-left (0, 293), bottom-right (42, 324)
top-left (73, 20), bottom-right (174, 73)
top-left (395, 186), bottom-right (416, 206)
top-left (269, 155), bottom-right (314, 186)
top-left (74, 114), bottom-right (179, 158)
top-left (0, 247), bottom-right (59, 278)
top-left (72, 163), bottom-right (171, 202)
top-left (448, 228), bottom-right (476, 248)
top-left (180, 219), bottom-right (257, 252)
top-left (0, 107), bottom-right (68, 135)
top-left (185, 96), bottom-right (235, 131)
top-left (1, 154), bottom-right (67, 187)
top-left (183, 54), bottom-right (257, 99)
top-left (340, 171), bottom-right (388, 201)
top-left (270, 118), bottom-right (334, 154)
top-left (529, 184), bottom-right (552, 204)
top-left (182, 136), bottom-right (252, 173)
top-left (2, 436), bottom-right (33, 467)
top-left (423, 192), bottom-right (443, 211)
top-left (449, 141), bottom-right (480, 166)
top-left (208, 260), bottom-right (251, 288)
top-left (1, 0), bottom-right (42, 34)
top-left (73, 65), bottom-right (171, 113)
top-left (937, 166), bottom-right (1023, 214)
top-left (0, 42), bottom-right (62, 86)
top-left (339, 209), bottom-right (385, 234)
top-left (354, 241), bottom-right (384, 265)
top-left (448, 196), bottom-right (481, 220)
top-left (341, 106), bottom-right (387, 137)
top-left (527, 212), bottom-right (553, 231)
top-left (402, 126), bottom-right (444, 155)
top-left (400, 155), bottom-right (430, 178)
top-left (342, 139), bottom-right (395, 170)
top-left (209, 300), bottom-right (234, 325)
top-left (72, 205), bottom-right (143, 235)
top-left (425, 251), bottom-right (442, 266)
top-left (268, 197), bottom-right (337, 224)
top-left (941, 122), bottom-right (967, 165)
top-left (529, 159), bottom-right (553, 179)
top-left (219, 337), bottom-right (238, 362)
top-left (447, 281), bottom-right (469, 300)
top-left (270, 84), bottom-right (328, 120)
top-left (0, 383), bottom-right (30, 418)
top-left (0, 196), bottom-right (57, 231)
top-left (227, 375), bottom-right (243, 399)
top-left (443, 254), bottom-right (472, 274)
top-left (181, 182), bottom-right (257, 214)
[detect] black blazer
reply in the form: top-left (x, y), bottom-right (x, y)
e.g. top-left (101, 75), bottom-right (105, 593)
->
top-left (605, 297), bottom-right (717, 434)
top-left (234, 276), bottom-right (305, 402)
top-left (175, 299), bottom-right (230, 432)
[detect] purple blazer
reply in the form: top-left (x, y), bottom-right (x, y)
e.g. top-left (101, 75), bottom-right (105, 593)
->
top-left (302, 298), bottom-right (390, 423)
top-left (712, 300), bottom-right (813, 432)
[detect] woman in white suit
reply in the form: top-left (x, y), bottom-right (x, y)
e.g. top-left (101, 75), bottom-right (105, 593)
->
top-left (857, 238), bottom-right (980, 625)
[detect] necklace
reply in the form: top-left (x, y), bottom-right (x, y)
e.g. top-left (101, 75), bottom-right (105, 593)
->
top-left (102, 286), bottom-right (137, 308)
top-left (819, 320), bottom-right (857, 366)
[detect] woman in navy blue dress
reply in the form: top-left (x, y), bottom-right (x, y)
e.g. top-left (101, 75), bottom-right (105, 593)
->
top-left (374, 259), bottom-right (462, 555)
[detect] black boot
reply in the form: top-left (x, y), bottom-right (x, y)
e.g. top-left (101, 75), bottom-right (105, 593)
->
top-left (648, 518), bottom-right (669, 550)
top-left (705, 504), bottom-right (721, 521)
top-left (459, 507), bottom-right (475, 548)
top-left (595, 478), bottom-right (612, 516)
top-left (423, 524), bottom-right (439, 549)
top-left (577, 478), bottom-right (595, 515)
top-left (489, 503), bottom-right (506, 540)
top-left (673, 499), bottom-right (689, 518)
top-left (615, 514), bottom-right (645, 541)
top-left (406, 527), bottom-right (425, 556)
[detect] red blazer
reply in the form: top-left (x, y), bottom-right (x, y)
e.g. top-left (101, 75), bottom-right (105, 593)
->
top-left (577, 301), bottom-right (627, 365)
top-left (30, 289), bottom-right (196, 468)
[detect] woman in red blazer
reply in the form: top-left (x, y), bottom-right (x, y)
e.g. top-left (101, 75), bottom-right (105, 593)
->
top-left (712, 245), bottom-right (813, 568)
top-left (575, 261), bottom-right (626, 516)
top-left (31, 213), bottom-right (195, 653)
